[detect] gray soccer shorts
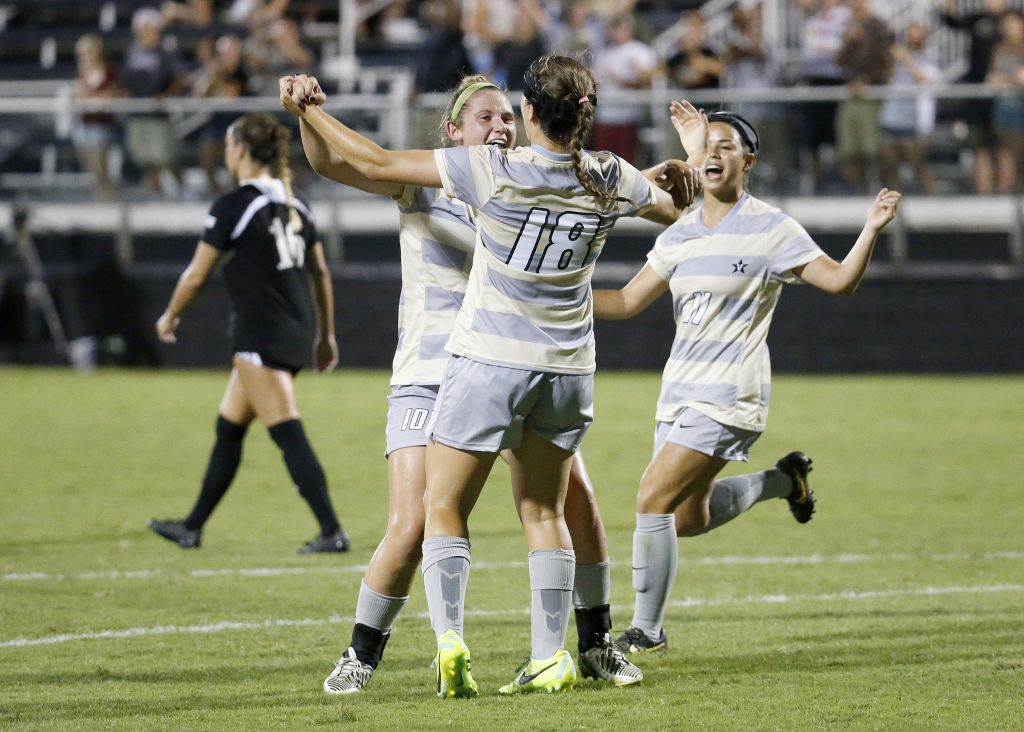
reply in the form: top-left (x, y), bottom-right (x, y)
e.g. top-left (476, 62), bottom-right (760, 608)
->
top-left (385, 384), bottom-right (440, 457)
top-left (427, 355), bottom-right (594, 453)
top-left (653, 407), bottom-right (761, 462)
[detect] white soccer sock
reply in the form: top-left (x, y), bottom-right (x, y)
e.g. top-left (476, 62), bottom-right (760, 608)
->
top-left (529, 549), bottom-right (576, 660)
top-left (698, 468), bottom-right (792, 535)
top-left (354, 580), bottom-right (408, 633)
top-left (630, 513), bottom-right (677, 641)
top-left (421, 536), bottom-right (471, 638)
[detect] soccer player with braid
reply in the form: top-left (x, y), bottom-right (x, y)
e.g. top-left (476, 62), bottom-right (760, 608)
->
top-left (282, 55), bottom-right (696, 696)
top-left (593, 101), bottom-right (901, 655)
top-left (282, 74), bottom-right (668, 693)
top-left (149, 112), bottom-right (350, 554)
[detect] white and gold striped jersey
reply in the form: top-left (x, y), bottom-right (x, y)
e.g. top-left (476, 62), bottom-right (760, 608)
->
top-left (391, 185), bottom-right (476, 386)
top-left (647, 193), bottom-right (824, 431)
top-left (434, 143), bottom-right (657, 374)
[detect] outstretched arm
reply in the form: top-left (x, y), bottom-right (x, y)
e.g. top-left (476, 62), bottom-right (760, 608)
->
top-left (641, 159), bottom-right (700, 224)
top-left (305, 242), bottom-right (339, 372)
top-left (796, 188), bottom-right (902, 295)
top-left (282, 74), bottom-right (442, 189)
top-left (156, 242), bottom-right (222, 342)
top-left (593, 262), bottom-right (669, 320)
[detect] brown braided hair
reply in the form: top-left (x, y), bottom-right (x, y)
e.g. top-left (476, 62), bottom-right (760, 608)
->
top-left (522, 55), bottom-right (622, 203)
top-left (229, 112), bottom-right (303, 232)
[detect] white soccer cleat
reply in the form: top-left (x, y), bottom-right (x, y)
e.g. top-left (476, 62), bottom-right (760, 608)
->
top-left (323, 647), bottom-right (374, 694)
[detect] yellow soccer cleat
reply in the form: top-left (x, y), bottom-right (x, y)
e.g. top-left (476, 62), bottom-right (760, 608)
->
top-left (434, 630), bottom-right (479, 699)
top-left (497, 649), bottom-right (577, 695)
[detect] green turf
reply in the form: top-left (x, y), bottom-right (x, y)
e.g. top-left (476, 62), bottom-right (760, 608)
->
top-left (1, 368), bottom-right (1021, 730)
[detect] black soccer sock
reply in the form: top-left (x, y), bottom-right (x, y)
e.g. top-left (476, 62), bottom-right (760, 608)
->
top-left (268, 419), bottom-right (341, 536)
top-left (350, 623), bottom-right (391, 669)
top-left (574, 603), bottom-right (613, 653)
top-left (184, 416), bottom-right (248, 531)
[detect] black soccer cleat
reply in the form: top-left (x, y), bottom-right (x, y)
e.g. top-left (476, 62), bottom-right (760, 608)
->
top-left (776, 451), bottom-right (815, 524)
top-left (148, 518), bottom-right (201, 548)
top-left (298, 528), bottom-right (351, 554)
top-left (614, 627), bottom-right (668, 656)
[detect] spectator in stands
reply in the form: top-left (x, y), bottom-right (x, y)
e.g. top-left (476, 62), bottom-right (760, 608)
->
top-left (245, 17), bottom-right (314, 95)
top-left (721, 3), bottom-right (790, 191)
top-left (880, 22), bottom-right (940, 195)
top-left (193, 34), bottom-right (251, 193)
top-left (546, 0), bottom-right (606, 60)
top-left (122, 7), bottom-right (190, 195)
top-left (72, 34), bottom-right (123, 199)
top-left (664, 10), bottom-right (724, 91)
top-left (835, 0), bottom-right (893, 193)
top-left (462, 0), bottom-right (518, 84)
top-left (940, 0), bottom-right (1010, 194)
top-left (415, 0), bottom-right (472, 94)
top-left (796, 0), bottom-right (851, 191)
top-left (161, 0), bottom-right (214, 28)
top-left (988, 10), bottom-right (1024, 193)
top-left (493, 0), bottom-right (548, 92)
top-left (591, 14), bottom-right (659, 162)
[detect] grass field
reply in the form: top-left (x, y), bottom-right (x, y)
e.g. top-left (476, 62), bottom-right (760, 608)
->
top-left (1, 368), bottom-right (1022, 730)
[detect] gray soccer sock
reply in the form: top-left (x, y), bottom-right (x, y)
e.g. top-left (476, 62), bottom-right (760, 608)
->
top-left (421, 536), bottom-right (471, 639)
top-left (697, 468), bottom-right (792, 535)
top-left (355, 580), bottom-right (408, 633)
top-left (529, 549), bottom-right (576, 660)
top-left (630, 513), bottom-right (677, 641)
top-left (572, 561), bottom-right (610, 609)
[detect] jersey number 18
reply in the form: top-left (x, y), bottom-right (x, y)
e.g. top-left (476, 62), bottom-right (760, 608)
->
top-left (507, 207), bottom-right (602, 274)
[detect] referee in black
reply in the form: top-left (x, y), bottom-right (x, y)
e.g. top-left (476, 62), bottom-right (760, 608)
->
top-left (149, 112), bottom-right (348, 553)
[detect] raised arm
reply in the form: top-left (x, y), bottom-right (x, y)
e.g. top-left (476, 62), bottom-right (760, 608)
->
top-left (305, 241), bottom-right (339, 372)
top-left (670, 100), bottom-right (709, 168)
top-left (795, 188), bottom-right (902, 295)
top-left (593, 262), bottom-right (669, 320)
top-left (282, 75), bottom-right (442, 189)
top-left (156, 242), bottom-right (222, 342)
top-left (641, 159), bottom-right (700, 224)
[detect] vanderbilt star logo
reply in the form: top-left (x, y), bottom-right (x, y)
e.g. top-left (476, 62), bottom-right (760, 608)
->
top-left (732, 259), bottom-right (748, 274)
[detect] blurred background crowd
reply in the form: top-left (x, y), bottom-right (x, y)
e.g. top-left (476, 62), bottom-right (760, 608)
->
top-left (0, 0), bottom-right (1023, 200)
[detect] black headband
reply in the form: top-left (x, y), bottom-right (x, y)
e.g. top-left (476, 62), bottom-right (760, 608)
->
top-left (707, 111), bottom-right (759, 154)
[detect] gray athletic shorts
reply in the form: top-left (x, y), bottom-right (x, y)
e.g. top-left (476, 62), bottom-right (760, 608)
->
top-left (427, 355), bottom-right (593, 453)
top-left (653, 407), bottom-right (761, 462)
top-left (385, 384), bottom-right (440, 457)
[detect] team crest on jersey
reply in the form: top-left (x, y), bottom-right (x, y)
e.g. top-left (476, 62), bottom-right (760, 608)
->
top-left (205, 214), bottom-right (217, 230)
top-left (731, 259), bottom-right (748, 274)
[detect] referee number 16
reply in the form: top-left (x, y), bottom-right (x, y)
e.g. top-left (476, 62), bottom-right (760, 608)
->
top-left (506, 207), bottom-right (602, 274)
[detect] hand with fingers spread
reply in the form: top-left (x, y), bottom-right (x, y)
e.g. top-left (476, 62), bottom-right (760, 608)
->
top-left (670, 100), bottom-right (709, 164)
top-left (866, 188), bottom-right (902, 232)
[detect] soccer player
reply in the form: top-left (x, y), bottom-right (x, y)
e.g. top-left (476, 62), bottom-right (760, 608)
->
top-left (148, 112), bottom-right (349, 554)
top-left (591, 102), bottom-right (901, 654)
top-left (283, 55), bottom-right (694, 696)
top-left (280, 73), bottom-right (686, 693)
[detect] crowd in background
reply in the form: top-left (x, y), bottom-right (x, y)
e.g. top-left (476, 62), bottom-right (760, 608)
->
top-left (65, 0), bottom-right (1024, 197)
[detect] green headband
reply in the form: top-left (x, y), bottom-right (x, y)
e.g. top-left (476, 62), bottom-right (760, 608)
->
top-left (450, 81), bottom-right (499, 122)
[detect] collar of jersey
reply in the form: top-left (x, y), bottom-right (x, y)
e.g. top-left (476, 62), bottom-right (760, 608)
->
top-left (529, 144), bottom-right (574, 162)
top-left (696, 191), bottom-right (749, 234)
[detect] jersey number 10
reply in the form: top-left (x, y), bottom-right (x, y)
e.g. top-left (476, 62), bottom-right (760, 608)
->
top-left (271, 217), bottom-right (305, 270)
top-left (506, 207), bottom-right (602, 274)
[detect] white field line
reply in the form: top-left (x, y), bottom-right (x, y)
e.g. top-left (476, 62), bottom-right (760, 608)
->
top-left (3, 551), bottom-right (1023, 584)
top-left (2, 583), bottom-right (1022, 649)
